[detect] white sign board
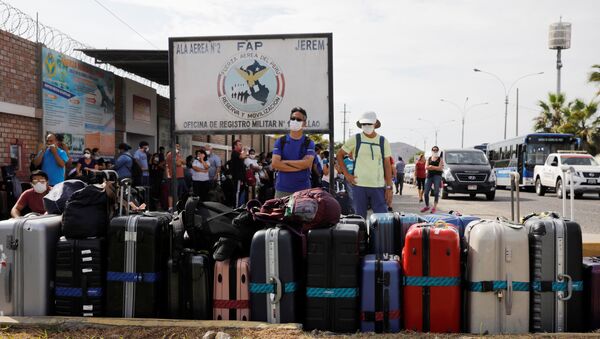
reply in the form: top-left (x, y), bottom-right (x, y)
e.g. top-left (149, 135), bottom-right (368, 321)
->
top-left (169, 34), bottom-right (332, 134)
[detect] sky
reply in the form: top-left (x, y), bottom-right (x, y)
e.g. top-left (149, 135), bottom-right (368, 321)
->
top-left (10, 0), bottom-right (600, 149)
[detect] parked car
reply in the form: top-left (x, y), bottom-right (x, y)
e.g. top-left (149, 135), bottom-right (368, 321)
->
top-left (404, 164), bottom-right (415, 184)
top-left (533, 151), bottom-right (600, 198)
top-left (441, 149), bottom-right (496, 200)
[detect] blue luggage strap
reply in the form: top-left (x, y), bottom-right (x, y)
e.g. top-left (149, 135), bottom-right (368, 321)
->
top-left (404, 276), bottom-right (461, 287)
top-left (468, 280), bottom-right (530, 292)
top-left (55, 287), bottom-right (103, 297)
top-left (531, 280), bottom-right (584, 292)
top-left (106, 271), bottom-right (159, 283)
top-left (249, 281), bottom-right (298, 294)
top-left (306, 287), bottom-right (359, 298)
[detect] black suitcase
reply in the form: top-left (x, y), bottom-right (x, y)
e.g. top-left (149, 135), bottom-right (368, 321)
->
top-left (338, 215), bottom-right (368, 256)
top-left (54, 237), bottom-right (105, 317)
top-left (250, 227), bottom-right (302, 323)
top-left (305, 224), bottom-right (360, 332)
top-left (106, 212), bottom-right (171, 318)
top-left (524, 213), bottom-right (584, 332)
top-left (178, 249), bottom-right (212, 319)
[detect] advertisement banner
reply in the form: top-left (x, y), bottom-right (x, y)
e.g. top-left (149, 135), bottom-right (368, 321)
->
top-left (170, 33), bottom-right (332, 134)
top-left (41, 47), bottom-right (115, 157)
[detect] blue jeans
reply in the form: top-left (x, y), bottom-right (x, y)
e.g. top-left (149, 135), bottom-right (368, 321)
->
top-left (424, 175), bottom-right (442, 207)
top-left (352, 185), bottom-right (387, 219)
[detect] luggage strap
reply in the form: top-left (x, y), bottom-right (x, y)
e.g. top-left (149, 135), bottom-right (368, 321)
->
top-left (404, 276), bottom-right (461, 287)
top-left (106, 271), bottom-right (159, 283)
top-left (306, 287), bottom-right (359, 298)
top-left (249, 281), bottom-right (298, 294)
top-left (531, 280), bottom-right (583, 292)
top-left (468, 280), bottom-right (529, 292)
top-left (55, 287), bottom-right (103, 298)
top-left (213, 299), bottom-right (250, 309)
top-left (360, 310), bottom-right (401, 322)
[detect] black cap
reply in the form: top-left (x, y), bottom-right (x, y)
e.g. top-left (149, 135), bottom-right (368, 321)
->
top-left (118, 143), bottom-right (132, 151)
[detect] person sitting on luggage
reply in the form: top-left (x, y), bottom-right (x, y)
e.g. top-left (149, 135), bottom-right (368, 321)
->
top-left (336, 111), bottom-right (393, 219)
top-left (271, 107), bottom-right (316, 198)
top-left (10, 170), bottom-right (51, 218)
top-left (75, 148), bottom-right (98, 176)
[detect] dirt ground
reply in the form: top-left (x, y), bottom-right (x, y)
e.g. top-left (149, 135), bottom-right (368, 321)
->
top-left (1, 326), bottom-right (600, 339)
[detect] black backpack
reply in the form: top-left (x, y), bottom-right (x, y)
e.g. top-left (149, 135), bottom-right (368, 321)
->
top-left (122, 153), bottom-right (143, 180)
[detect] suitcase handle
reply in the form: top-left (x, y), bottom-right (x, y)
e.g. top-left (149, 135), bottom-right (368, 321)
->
top-left (6, 263), bottom-right (11, 303)
top-left (268, 276), bottom-right (283, 304)
top-left (558, 274), bottom-right (573, 301)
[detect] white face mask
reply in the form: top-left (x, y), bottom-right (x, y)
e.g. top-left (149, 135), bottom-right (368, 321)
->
top-left (206, 151), bottom-right (211, 155)
top-left (84, 153), bottom-right (91, 159)
top-left (432, 152), bottom-right (439, 157)
top-left (361, 125), bottom-right (375, 135)
top-left (154, 157), bottom-right (159, 162)
top-left (176, 149), bottom-right (180, 154)
top-left (250, 154), bottom-right (256, 159)
top-left (33, 182), bottom-right (47, 194)
top-left (289, 120), bottom-right (303, 132)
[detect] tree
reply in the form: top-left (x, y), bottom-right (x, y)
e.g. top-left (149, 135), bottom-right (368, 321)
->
top-left (589, 64), bottom-right (600, 96)
top-left (533, 93), bottom-right (567, 133)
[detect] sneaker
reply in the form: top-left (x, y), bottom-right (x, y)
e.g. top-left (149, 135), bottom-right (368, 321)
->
top-left (419, 199), bottom-right (423, 203)
top-left (420, 206), bottom-right (430, 213)
top-left (431, 207), bottom-right (437, 214)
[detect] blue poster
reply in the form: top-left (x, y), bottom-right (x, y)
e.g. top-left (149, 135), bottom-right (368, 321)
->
top-left (41, 47), bottom-right (115, 158)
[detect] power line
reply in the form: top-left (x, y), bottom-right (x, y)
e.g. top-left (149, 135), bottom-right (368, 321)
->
top-left (93, 0), bottom-right (160, 50)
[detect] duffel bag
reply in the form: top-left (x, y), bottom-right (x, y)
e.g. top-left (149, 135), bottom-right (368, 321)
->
top-left (44, 179), bottom-right (87, 215)
top-left (183, 196), bottom-right (240, 251)
top-left (285, 188), bottom-right (341, 232)
top-left (62, 184), bottom-right (110, 238)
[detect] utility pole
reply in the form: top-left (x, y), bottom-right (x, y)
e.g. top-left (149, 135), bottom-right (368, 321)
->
top-left (515, 88), bottom-right (519, 137)
top-left (341, 104), bottom-right (350, 143)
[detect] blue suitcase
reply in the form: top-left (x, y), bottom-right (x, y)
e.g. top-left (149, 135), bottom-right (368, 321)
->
top-left (369, 212), bottom-right (424, 257)
top-left (360, 254), bottom-right (402, 333)
top-left (421, 212), bottom-right (479, 239)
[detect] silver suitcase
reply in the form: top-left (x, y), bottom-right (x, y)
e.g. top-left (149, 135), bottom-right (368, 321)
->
top-left (465, 218), bottom-right (530, 334)
top-left (0, 215), bottom-right (61, 316)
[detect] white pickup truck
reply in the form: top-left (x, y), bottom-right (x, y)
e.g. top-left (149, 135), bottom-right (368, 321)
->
top-left (534, 151), bottom-right (600, 198)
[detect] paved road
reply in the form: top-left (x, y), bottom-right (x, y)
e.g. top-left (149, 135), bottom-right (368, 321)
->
top-left (391, 184), bottom-right (600, 234)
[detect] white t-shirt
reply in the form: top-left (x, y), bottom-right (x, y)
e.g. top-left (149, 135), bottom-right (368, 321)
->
top-left (192, 159), bottom-right (209, 181)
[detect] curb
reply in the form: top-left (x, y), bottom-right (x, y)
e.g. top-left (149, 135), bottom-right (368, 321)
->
top-left (0, 316), bottom-right (302, 330)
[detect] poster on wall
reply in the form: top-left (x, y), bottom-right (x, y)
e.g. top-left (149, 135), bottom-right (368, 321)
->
top-left (169, 33), bottom-right (332, 134)
top-left (41, 47), bottom-right (115, 158)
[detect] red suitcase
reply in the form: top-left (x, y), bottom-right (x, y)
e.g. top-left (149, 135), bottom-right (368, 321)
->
top-left (402, 222), bottom-right (461, 333)
top-left (213, 258), bottom-right (250, 321)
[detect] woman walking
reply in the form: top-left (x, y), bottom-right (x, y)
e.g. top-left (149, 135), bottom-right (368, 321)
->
top-left (192, 149), bottom-right (210, 201)
top-left (414, 154), bottom-right (427, 203)
top-left (420, 146), bottom-right (444, 213)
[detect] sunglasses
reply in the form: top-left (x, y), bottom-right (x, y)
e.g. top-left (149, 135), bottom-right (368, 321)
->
top-left (290, 117), bottom-right (304, 122)
top-left (432, 149), bottom-right (439, 152)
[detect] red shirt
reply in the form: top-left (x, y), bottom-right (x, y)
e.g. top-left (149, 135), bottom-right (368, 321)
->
top-left (15, 188), bottom-right (48, 214)
top-left (166, 152), bottom-right (185, 179)
top-left (415, 161), bottom-right (427, 179)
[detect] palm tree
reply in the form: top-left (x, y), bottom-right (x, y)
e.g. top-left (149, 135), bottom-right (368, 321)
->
top-left (589, 64), bottom-right (600, 96)
top-left (533, 93), bottom-right (567, 132)
top-left (565, 99), bottom-right (600, 154)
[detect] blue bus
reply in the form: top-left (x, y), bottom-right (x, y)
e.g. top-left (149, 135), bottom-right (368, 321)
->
top-left (486, 133), bottom-right (579, 188)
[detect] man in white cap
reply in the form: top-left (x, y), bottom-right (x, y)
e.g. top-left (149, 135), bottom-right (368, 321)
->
top-left (336, 111), bottom-right (393, 219)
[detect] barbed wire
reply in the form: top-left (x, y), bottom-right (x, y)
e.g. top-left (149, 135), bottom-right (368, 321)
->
top-left (0, 0), bottom-right (169, 97)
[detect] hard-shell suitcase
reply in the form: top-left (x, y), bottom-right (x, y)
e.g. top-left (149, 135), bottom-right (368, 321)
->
top-left (583, 257), bottom-right (600, 330)
top-left (421, 213), bottom-right (480, 239)
top-left (249, 227), bottom-right (301, 323)
top-left (524, 213), bottom-right (584, 332)
top-left (180, 249), bottom-right (212, 319)
top-left (213, 258), bottom-right (250, 321)
top-left (360, 254), bottom-right (402, 333)
top-left (402, 222), bottom-right (461, 333)
top-left (106, 212), bottom-right (171, 318)
top-left (0, 215), bottom-right (61, 316)
top-left (369, 212), bottom-right (423, 256)
top-left (54, 238), bottom-right (105, 317)
top-left (338, 215), bottom-right (368, 256)
top-left (305, 224), bottom-right (360, 332)
top-left (465, 218), bottom-right (530, 334)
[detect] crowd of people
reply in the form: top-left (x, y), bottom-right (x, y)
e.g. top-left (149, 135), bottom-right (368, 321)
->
top-left (9, 108), bottom-right (446, 219)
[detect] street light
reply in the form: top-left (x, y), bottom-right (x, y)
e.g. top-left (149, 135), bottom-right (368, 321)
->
top-left (440, 97), bottom-right (489, 148)
top-left (417, 118), bottom-right (456, 146)
top-left (473, 68), bottom-right (544, 140)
